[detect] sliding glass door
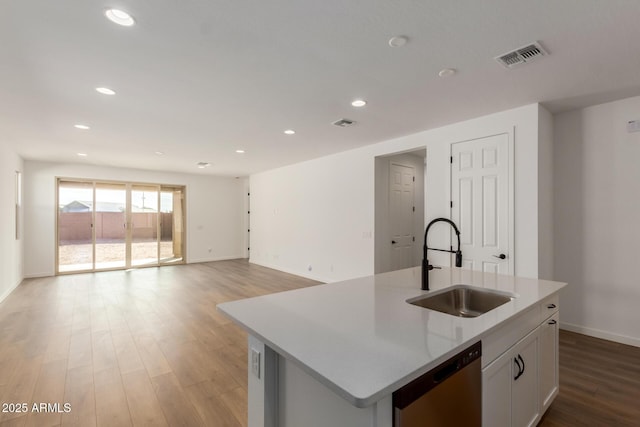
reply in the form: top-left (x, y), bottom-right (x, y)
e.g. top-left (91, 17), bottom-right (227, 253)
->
top-left (160, 188), bottom-right (184, 264)
top-left (95, 182), bottom-right (127, 269)
top-left (131, 185), bottom-right (160, 267)
top-left (58, 180), bottom-right (94, 273)
top-left (57, 179), bottom-right (185, 274)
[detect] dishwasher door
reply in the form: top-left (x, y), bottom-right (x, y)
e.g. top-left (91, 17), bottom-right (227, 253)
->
top-left (393, 341), bottom-right (482, 427)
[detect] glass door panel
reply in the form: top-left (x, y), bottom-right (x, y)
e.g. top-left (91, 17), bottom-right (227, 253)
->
top-left (160, 187), bottom-right (185, 264)
top-left (131, 185), bottom-right (159, 267)
top-left (58, 180), bottom-right (94, 272)
top-left (94, 183), bottom-right (127, 270)
top-left (57, 179), bottom-right (185, 274)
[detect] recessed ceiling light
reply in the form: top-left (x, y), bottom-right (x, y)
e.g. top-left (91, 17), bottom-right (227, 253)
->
top-left (388, 36), bottom-right (408, 48)
top-left (155, 151), bottom-right (164, 155)
top-left (196, 162), bottom-right (211, 169)
top-left (236, 150), bottom-right (245, 154)
top-left (351, 99), bottom-right (367, 107)
top-left (105, 9), bottom-right (135, 27)
top-left (77, 153), bottom-right (88, 157)
top-left (284, 129), bottom-right (295, 135)
top-left (96, 87), bottom-right (116, 95)
top-left (74, 124), bottom-right (90, 130)
top-left (438, 68), bottom-right (457, 77)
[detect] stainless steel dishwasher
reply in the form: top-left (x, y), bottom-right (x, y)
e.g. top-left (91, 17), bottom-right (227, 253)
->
top-left (392, 341), bottom-right (482, 427)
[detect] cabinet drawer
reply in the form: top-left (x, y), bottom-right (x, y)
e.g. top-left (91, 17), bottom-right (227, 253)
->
top-left (540, 294), bottom-right (559, 322)
top-left (482, 305), bottom-right (540, 369)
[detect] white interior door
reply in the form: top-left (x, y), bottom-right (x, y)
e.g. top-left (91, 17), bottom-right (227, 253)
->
top-left (389, 163), bottom-right (415, 270)
top-left (451, 133), bottom-right (512, 274)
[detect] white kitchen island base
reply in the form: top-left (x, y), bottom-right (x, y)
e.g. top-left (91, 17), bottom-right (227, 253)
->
top-left (218, 267), bottom-right (566, 427)
top-left (248, 335), bottom-right (392, 427)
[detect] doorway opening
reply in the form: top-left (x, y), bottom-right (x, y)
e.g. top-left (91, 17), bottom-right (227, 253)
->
top-left (374, 148), bottom-right (426, 274)
top-left (56, 178), bottom-right (185, 274)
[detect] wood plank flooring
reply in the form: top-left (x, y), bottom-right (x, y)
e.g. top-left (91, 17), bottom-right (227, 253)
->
top-left (1, 260), bottom-right (638, 426)
top-left (539, 330), bottom-right (640, 426)
top-left (0, 260), bottom-right (318, 427)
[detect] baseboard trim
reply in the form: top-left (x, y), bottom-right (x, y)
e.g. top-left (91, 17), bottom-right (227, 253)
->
top-left (187, 255), bottom-right (244, 264)
top-left (24, 272), bottom-right (54, 279)
top-left (249, 259), bottom-right (329, 283)
top-left (0, 278), bottom-right (22, 304)
top-left (561, 322), bottom-right (640, 348)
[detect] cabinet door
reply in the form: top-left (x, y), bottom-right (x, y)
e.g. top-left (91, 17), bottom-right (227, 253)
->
top-left (482, 351), bottom-right (512, 427)
top-left (539, 312), bottom-right (559, 413)
top-left (512, 331), bottom-right (540, 427)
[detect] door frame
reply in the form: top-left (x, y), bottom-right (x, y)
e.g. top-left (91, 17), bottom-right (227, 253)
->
top-left (374, 150), bottom-right (426, 274)
top-left (449, 130), bottom-right (515, 274)
top-left (55, 177), bottom-right (187, 275)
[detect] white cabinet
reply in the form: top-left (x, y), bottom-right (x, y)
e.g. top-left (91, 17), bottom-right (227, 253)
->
top-left (539, 312), bottom-right (559, 413)
top-left (482, 329), bottom-right (539, 427)
top-left (482, 294), bottom-right (560, 427)
top-left (482, 352), bottom-right (512, 426)
top-left (512, 331), bottom-right (539, 427)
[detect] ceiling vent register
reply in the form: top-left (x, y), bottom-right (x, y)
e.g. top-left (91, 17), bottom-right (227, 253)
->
top-left (332, 118), bottom-right (356, 127)
top-left (495, 41), bottom-right (548, 69)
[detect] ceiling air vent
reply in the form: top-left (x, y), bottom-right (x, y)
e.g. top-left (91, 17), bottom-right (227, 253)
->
top-left (495, 41), bottom-right (548, 69)
top-left (332, 118), bottom-right (356, 127)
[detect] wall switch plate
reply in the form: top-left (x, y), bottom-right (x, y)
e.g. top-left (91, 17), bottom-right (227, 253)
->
top-left (250, 348), bottom-right (261, 379)
top-left (627, 119), bottom-right (640, 133)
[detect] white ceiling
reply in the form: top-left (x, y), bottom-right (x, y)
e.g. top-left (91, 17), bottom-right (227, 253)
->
top-left (2, 0), bottom-right (640, 176)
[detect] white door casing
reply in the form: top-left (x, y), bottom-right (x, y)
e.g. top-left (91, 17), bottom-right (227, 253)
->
top-left (389, 163), bottom-right (415, 271)
top-left (451, 133), bottom-right (513, 274)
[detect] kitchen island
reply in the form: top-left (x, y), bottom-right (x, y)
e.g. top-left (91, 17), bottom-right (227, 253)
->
top-left (217, 266), bottom-right (566, 427)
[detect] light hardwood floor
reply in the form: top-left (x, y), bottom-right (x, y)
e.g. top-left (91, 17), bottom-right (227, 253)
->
top-left (1, 260), bottom-right (638, 426)
top-left (0, 260), bottom-right (318, 427)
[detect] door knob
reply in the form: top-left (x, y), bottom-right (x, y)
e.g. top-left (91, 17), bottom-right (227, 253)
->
top-left (493, 253), bottom-right (506, 260)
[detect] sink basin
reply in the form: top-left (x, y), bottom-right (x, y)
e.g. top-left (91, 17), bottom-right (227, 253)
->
top-left (407, 285), bottom-right (514, 318)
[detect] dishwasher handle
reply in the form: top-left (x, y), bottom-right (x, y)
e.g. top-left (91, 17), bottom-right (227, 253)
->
top-left (433, 359), bottom-right (461, 383)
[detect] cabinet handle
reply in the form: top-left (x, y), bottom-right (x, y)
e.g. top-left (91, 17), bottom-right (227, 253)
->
top-left (547, 303), bottom-right (556, 309)
top-left (514, 356), bottom-right (523, 380)
top-left (548, 319), bottom-right (557, 325)
top-left (518, 354), bottom-right (525, 377)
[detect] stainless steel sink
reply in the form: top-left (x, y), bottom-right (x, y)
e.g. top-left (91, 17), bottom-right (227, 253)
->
top-left (407, 285), bottom-right (514, 318)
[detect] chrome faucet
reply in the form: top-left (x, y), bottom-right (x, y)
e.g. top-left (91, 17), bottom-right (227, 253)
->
top-left (422, 218), bottom-right (463, 290)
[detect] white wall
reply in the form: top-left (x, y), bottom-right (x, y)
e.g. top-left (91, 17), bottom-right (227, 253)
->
top-left (250, 103), bottom-right (542, 282)
top-left (374, 151), bottom-right (425, 274)
top-left (538, 105), bottom-right (554, 280)
top-left (0, 143), bottom-right (23, 303)
top-left (23, 161), bottom-right (245, 277)
top-left (554, 96), bottom-right (640, 347)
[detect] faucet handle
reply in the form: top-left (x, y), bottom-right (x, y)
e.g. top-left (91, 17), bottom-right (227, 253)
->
top-left (455, 250), bottom-right (463, 267)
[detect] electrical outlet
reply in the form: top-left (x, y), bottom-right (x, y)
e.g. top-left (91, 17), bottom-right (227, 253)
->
top-left (250, 348), bottom-right (261, 378)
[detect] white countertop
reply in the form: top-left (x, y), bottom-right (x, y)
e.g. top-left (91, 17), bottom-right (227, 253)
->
top-left (217, 267), bottom-right (566, 408)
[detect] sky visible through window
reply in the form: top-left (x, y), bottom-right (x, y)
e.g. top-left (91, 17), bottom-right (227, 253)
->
top-left (59, 187), bottom-right (174, 212)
